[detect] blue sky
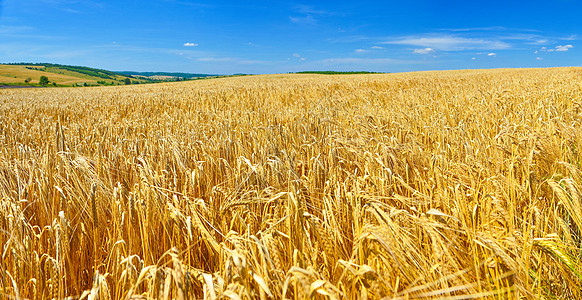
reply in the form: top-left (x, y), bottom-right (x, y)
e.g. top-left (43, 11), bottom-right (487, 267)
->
top-left (0, 0), bottom-right (580, 74)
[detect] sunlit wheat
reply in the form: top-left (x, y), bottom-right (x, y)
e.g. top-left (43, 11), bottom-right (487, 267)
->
top-left (1, 68), bottom-right (582, 299)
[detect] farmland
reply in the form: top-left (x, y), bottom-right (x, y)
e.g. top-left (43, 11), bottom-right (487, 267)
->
top-left (1, 68), bottom-right (582, 299)
top-left (0, 64), bottom-right (174, 87)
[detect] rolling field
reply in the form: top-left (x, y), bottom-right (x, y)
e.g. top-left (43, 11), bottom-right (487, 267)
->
top-left (0, 65), bottom-right (89, 85)
top-left (1, 68), bottom-right (582, 299)
top-left (0, 64), bottom-right (150, 87)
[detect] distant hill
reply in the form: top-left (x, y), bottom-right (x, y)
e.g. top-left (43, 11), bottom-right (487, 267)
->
top-left (1, 63), bottom-right (161, 87)
top-left (0, 63), bottom-right (248, 88)
top-left (0, 63), bottom-right (222, 87)
top-left (119, 71), bottom-right (217, 79)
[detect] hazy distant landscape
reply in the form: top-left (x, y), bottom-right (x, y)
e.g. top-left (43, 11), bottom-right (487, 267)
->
top-left (0, 62), bottom-right (385, 88)
top-left (0, 63), bottom-right (220, 87)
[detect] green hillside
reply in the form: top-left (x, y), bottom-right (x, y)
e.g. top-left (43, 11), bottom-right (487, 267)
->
top-left (0, 63), bottom-right (159, 87)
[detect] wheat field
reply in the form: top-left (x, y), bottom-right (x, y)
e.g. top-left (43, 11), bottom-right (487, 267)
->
top-left (1, 68), bottom-right (582, 299)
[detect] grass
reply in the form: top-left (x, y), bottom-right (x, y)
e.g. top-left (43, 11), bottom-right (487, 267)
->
top-left (1, 67), bottom-right (582, 299)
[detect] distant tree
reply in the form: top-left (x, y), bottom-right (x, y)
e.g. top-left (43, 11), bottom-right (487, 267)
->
top-left (39, 76), bottom-right (49, 86)
top-left (52, 82), bottom-right (57, 87)
top-left (83, 83), bottom-right (88, 87)
top-left (131, 80), bottom-right (139, 85)
top-left (24, 77), bottom-right (31, 83)
top-left (124, 78), bottom-right (131, 85)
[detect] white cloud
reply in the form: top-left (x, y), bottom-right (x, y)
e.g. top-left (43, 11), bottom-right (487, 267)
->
top-left (471, 57), bottom-right (476, 60)
top-left (385, 35), bottom-right (510, 51)
top-left (538, 45), bottom-right (573, 52)
top-left (355, 49), bottom-right (369, 54)
top-left (487, 52), bottom-right (496, 56)
top-left (371, 46), bottom-right (384, 49)
top-left (292, 53), bottom-right (305, 61)
top-left (536, 57), bottom-right (543, 60)
top-left (184, 42), bottom-right (198, 47)
top-left (413, 47), bottom-right (435, 54)
top-left (555, 44), bottom-right (573, 51)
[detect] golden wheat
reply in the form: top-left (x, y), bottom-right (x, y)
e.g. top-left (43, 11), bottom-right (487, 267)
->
top-left (1, 68), bottom-right (582, 299)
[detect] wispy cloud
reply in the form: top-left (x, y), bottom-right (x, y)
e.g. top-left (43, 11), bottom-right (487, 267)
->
top-left (160, 0), bottom-right (213, 8)
top-left (355, 49), bottom-right (369, 54)
top-left (439, 26), bottom-right (510, 32)
top-left (294, 4), bottom-right (331, 15)
top-left (197, 57), bottom-right (271, 65)
top-left (319, 57), bottom-right (413, 65)
top-left (197, 57), bottom-right (233, 62)
top-left (536, 44), bottom-right (574, 53)
top-left (499, 34), bottom-right (554, 45)
top-left (555, 44), bottom-right (573, 51)
top-left (384, 35), bottom-right (510, 51)
top-left (487, 52), bottom-right (496, 56)
top-left (183, 42), bottom-right (198, 47)
top-left (560, 35), bottom-right (577, 41)
top-left (327, 35), bottom-right (369, 44)
top-left (0, 25), bottom-right (66, 40)
top-left (289, 15), bottom-right (316, 25)
top-left (0, 25), bottom-right (35, 34)
top-left (413, 48), bottom-right (435, 54)
top-left (37, 0), bottom-right (105, 12)
top-left (289, 4), bottom-right (334, 26)
top-left (370, 46), bottom-right (384, 49)
top-left (380, 29), bottom-right (576, 57)
top-left (437, 27), bottom-right (564, 46)
top-left (290, 53), bottom-right (306, 61)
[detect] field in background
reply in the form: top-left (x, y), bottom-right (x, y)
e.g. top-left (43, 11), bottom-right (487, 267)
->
top-left (1, 68), bottom-right (582, 299)
top-left (0, 64), bottom-right (154, 87)
top-left (0, 64), bottom-right (89, 85)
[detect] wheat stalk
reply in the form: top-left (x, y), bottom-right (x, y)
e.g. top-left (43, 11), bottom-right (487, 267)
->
top-left (1, 68), bottom-right (582, 299)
